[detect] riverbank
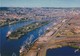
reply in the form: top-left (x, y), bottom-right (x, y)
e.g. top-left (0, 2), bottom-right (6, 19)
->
top-left (0, 19), bottom-right (31, 27)
top-left (20, 22), bottom-right (59, 56)
top-left (70, 45), bottom-right (80, 49)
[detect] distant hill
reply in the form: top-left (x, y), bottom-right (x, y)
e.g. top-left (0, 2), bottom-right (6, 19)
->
top-left (0, 7), bottom-right (9, 11)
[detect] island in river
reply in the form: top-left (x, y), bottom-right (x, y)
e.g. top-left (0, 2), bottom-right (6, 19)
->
top-left (7, 21), bottom-right (50, 39)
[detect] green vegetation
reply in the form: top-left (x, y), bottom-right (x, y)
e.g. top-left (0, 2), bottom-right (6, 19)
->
top-left (8, 21), bottom-right (50, 39)
top-left (0, 18), bottom-right (30, 27)
top-left (55, 29), bottom-right (75, 37)
top-left (0, 22), bottom-right (8, 27)
top-left (55, 33), bottom-right (61, 37)
top-left (70, 45), bottom-right (80, 49)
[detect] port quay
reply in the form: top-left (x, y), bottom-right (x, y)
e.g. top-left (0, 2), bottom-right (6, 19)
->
top-left (0, 7), bottom-right (80, 56)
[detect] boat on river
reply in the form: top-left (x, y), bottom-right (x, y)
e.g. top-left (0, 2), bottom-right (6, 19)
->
top-left (74, 49), bottom-right (79, 53)
top-left (6, 24), bottom-right (13, 37)
top-left (20, 35), bottom-right (33, 53)
top-left (6, 31), bottom-right (12, 37)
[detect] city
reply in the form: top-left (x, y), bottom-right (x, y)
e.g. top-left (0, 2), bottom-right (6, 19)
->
top-left (0, 0), bottom-right (80, 56)
top-left (0, 7), bottom-right (80, 56)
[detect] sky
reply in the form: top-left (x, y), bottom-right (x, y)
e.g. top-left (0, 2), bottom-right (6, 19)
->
top-left (0, 0), bottom-right (80, 7)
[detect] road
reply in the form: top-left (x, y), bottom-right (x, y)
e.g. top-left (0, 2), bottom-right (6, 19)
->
top-left (20, 18), bottom-right (80, 56)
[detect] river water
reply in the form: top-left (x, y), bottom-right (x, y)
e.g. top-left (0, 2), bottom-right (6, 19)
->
top-left (0, 19), bottom-right (56, 56)
top-left (46, 46), bottom-right (80, 56)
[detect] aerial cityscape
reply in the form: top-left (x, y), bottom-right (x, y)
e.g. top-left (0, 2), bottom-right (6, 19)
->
top-left (0, 0), bottom-right (80, 56)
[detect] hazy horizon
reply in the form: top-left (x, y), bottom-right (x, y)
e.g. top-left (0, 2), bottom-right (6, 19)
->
top-left (1, 0), bottom-right (80, 7)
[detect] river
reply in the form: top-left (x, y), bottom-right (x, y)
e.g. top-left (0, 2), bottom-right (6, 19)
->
top-left (0, 19), bottom-right (57, 56)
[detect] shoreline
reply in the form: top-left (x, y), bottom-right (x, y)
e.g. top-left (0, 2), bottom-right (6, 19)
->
top-left (0, 19), bottom-right (30, 27)
top-left (7, 21), bottom-right (50, 39)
